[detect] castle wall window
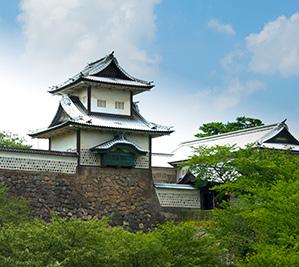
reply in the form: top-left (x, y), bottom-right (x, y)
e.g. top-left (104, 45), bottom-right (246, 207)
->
top-left (97, 99), bottom-right (106, 108)
top-left (115, 101), bottom-right (124, 110)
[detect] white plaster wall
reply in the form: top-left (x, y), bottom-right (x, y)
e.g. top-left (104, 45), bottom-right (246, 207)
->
top-left (80, 129), bottom-right (114, 149)
top-left (73, 88), bottom-right (88, 108)
top-left (127, 133), bottom-right (149, 150)
top-left (51, 132), bottom-right (77, 152)
top-left (90, 87), bottom-right (131, 115)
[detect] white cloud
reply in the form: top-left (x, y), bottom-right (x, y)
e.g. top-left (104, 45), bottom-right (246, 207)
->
top-left (221, 49), bottom-right (246, 73)
top-left (185, 78), bottom-right (264, 111)
top-left (246, 12), bottom-right (299, 76)
top-left (18, 0), bottom-right (160, 82)
top-left (208, 19), bottom-right (235, 36)
top-left (214, 78), bottom-right (264, 109)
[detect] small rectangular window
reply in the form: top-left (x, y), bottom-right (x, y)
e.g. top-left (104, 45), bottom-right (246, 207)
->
top-left (115, 101), bottom-right (124, 110)
top-left (97, 99), bottom-right (106, 108)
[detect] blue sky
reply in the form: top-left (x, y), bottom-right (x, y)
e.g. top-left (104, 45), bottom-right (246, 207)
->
top-left (0, 0), bottom-right (298, 151)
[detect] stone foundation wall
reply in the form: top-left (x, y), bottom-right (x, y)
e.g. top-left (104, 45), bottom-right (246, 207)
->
top-left (0, 167), bottom-right (163, 231)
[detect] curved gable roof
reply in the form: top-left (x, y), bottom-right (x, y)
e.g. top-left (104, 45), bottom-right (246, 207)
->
top-left (90, 135), bottom-right (148, 154)
top-left (30, 95), bottom-right (174, 138)
top-left (49, 52), bottom-right (154, 94)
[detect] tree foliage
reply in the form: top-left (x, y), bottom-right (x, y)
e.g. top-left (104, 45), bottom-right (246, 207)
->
top-left (187, 145), bottom-right (299, 266)
top-left (186, 145), bottom-right (239, 186)
top-left (0, 131), bottom-right (31, 149)
top-left (196, 117), bottom-right (263, 138)
top-left (0, 218), bottom-right (225, 267)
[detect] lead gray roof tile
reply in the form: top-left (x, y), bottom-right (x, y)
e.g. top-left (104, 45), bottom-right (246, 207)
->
top-left (91, 135), bottom-right (148, 153)
top-left (49, 52), bottom-right (153, 93)
top-left (30, 95), bottom-right (174, 137)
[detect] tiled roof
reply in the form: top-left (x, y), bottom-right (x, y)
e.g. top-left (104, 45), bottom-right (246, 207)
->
top-left (169, 121), bottom-right (299, 164)
top-left (91, 135), bottom-right (148, 154)
top-left (154, 183), bottom-right (197, 190)
top-left (30, 95), bottom-right (174, 137)
top-left (48, 52), bottom-right (153, 93)
top-left (0, 146), bottom-right (77, 157)
top-left (84, 75), bottom-right (152, 88)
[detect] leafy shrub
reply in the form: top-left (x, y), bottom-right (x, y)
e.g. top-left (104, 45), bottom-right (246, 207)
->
top-left (0, 218), bottom-right (225, 267)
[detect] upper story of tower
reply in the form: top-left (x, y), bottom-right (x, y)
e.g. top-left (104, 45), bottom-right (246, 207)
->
top-left (48, 52), bottom-right (154, 116)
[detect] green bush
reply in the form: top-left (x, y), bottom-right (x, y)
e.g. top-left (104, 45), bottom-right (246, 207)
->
top-left (154, 221), bottom-right (224, 267)
top-left (0, 218), bottom-right (225, 267)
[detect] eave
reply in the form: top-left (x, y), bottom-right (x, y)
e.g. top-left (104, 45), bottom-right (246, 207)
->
top-left (48, 79), bottom-right (153, 96)
top-left (30, 120), bottom-right (173, 139)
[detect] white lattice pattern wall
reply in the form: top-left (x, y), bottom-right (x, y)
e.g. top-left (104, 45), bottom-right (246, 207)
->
top-left (80, 149), bottom-right (101, 166)
top-left (135, 154), bottom-right (149, 169)
top-left (0, 151), bottom-right (77, 174)
top-left (155, 188), bottom-right (201, 209)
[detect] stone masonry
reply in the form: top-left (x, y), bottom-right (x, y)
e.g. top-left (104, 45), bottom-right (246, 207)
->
top-left (0, 167), bottom-right (164, 231)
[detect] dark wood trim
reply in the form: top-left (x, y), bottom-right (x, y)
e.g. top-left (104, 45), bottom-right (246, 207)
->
top-left (76, 129), bottom-right (81, 166)
top-left (130, 91), bottom-right (133, 117)
top-left (88, 111), bottom-right (133, 119)
top-left (87, 85), bottom-right (91, 114)
top-left (149, 135), bottom-right (152, 169)
top-left (48, 138), bottom-right (51, 151)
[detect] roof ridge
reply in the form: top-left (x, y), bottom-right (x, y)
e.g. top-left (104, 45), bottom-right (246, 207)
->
top-left (180, 123), bottom-right (280, 146)
top-left (87, 51), bottom-right (114, 66)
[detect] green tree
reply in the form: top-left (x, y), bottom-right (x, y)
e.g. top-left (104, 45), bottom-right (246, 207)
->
top-left (196, 117), bottom-right (263, 138)
top-left (186, 145), bottom-right (238, 186)
top-left (0, 131), bottom-right (31, 149)
top-left (187, 146), bottom-right (299, 266)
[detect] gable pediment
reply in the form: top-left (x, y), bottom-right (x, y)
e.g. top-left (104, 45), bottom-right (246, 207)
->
top-left (49, 104), bottom-right (71, 128)
top-left (92, 61), bottom-right (132, 80)
top-left (264, 127), bottom-right (299, 146)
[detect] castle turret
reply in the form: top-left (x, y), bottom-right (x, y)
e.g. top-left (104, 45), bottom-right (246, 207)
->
top-left (30, 52), bottom-right (173, 169)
